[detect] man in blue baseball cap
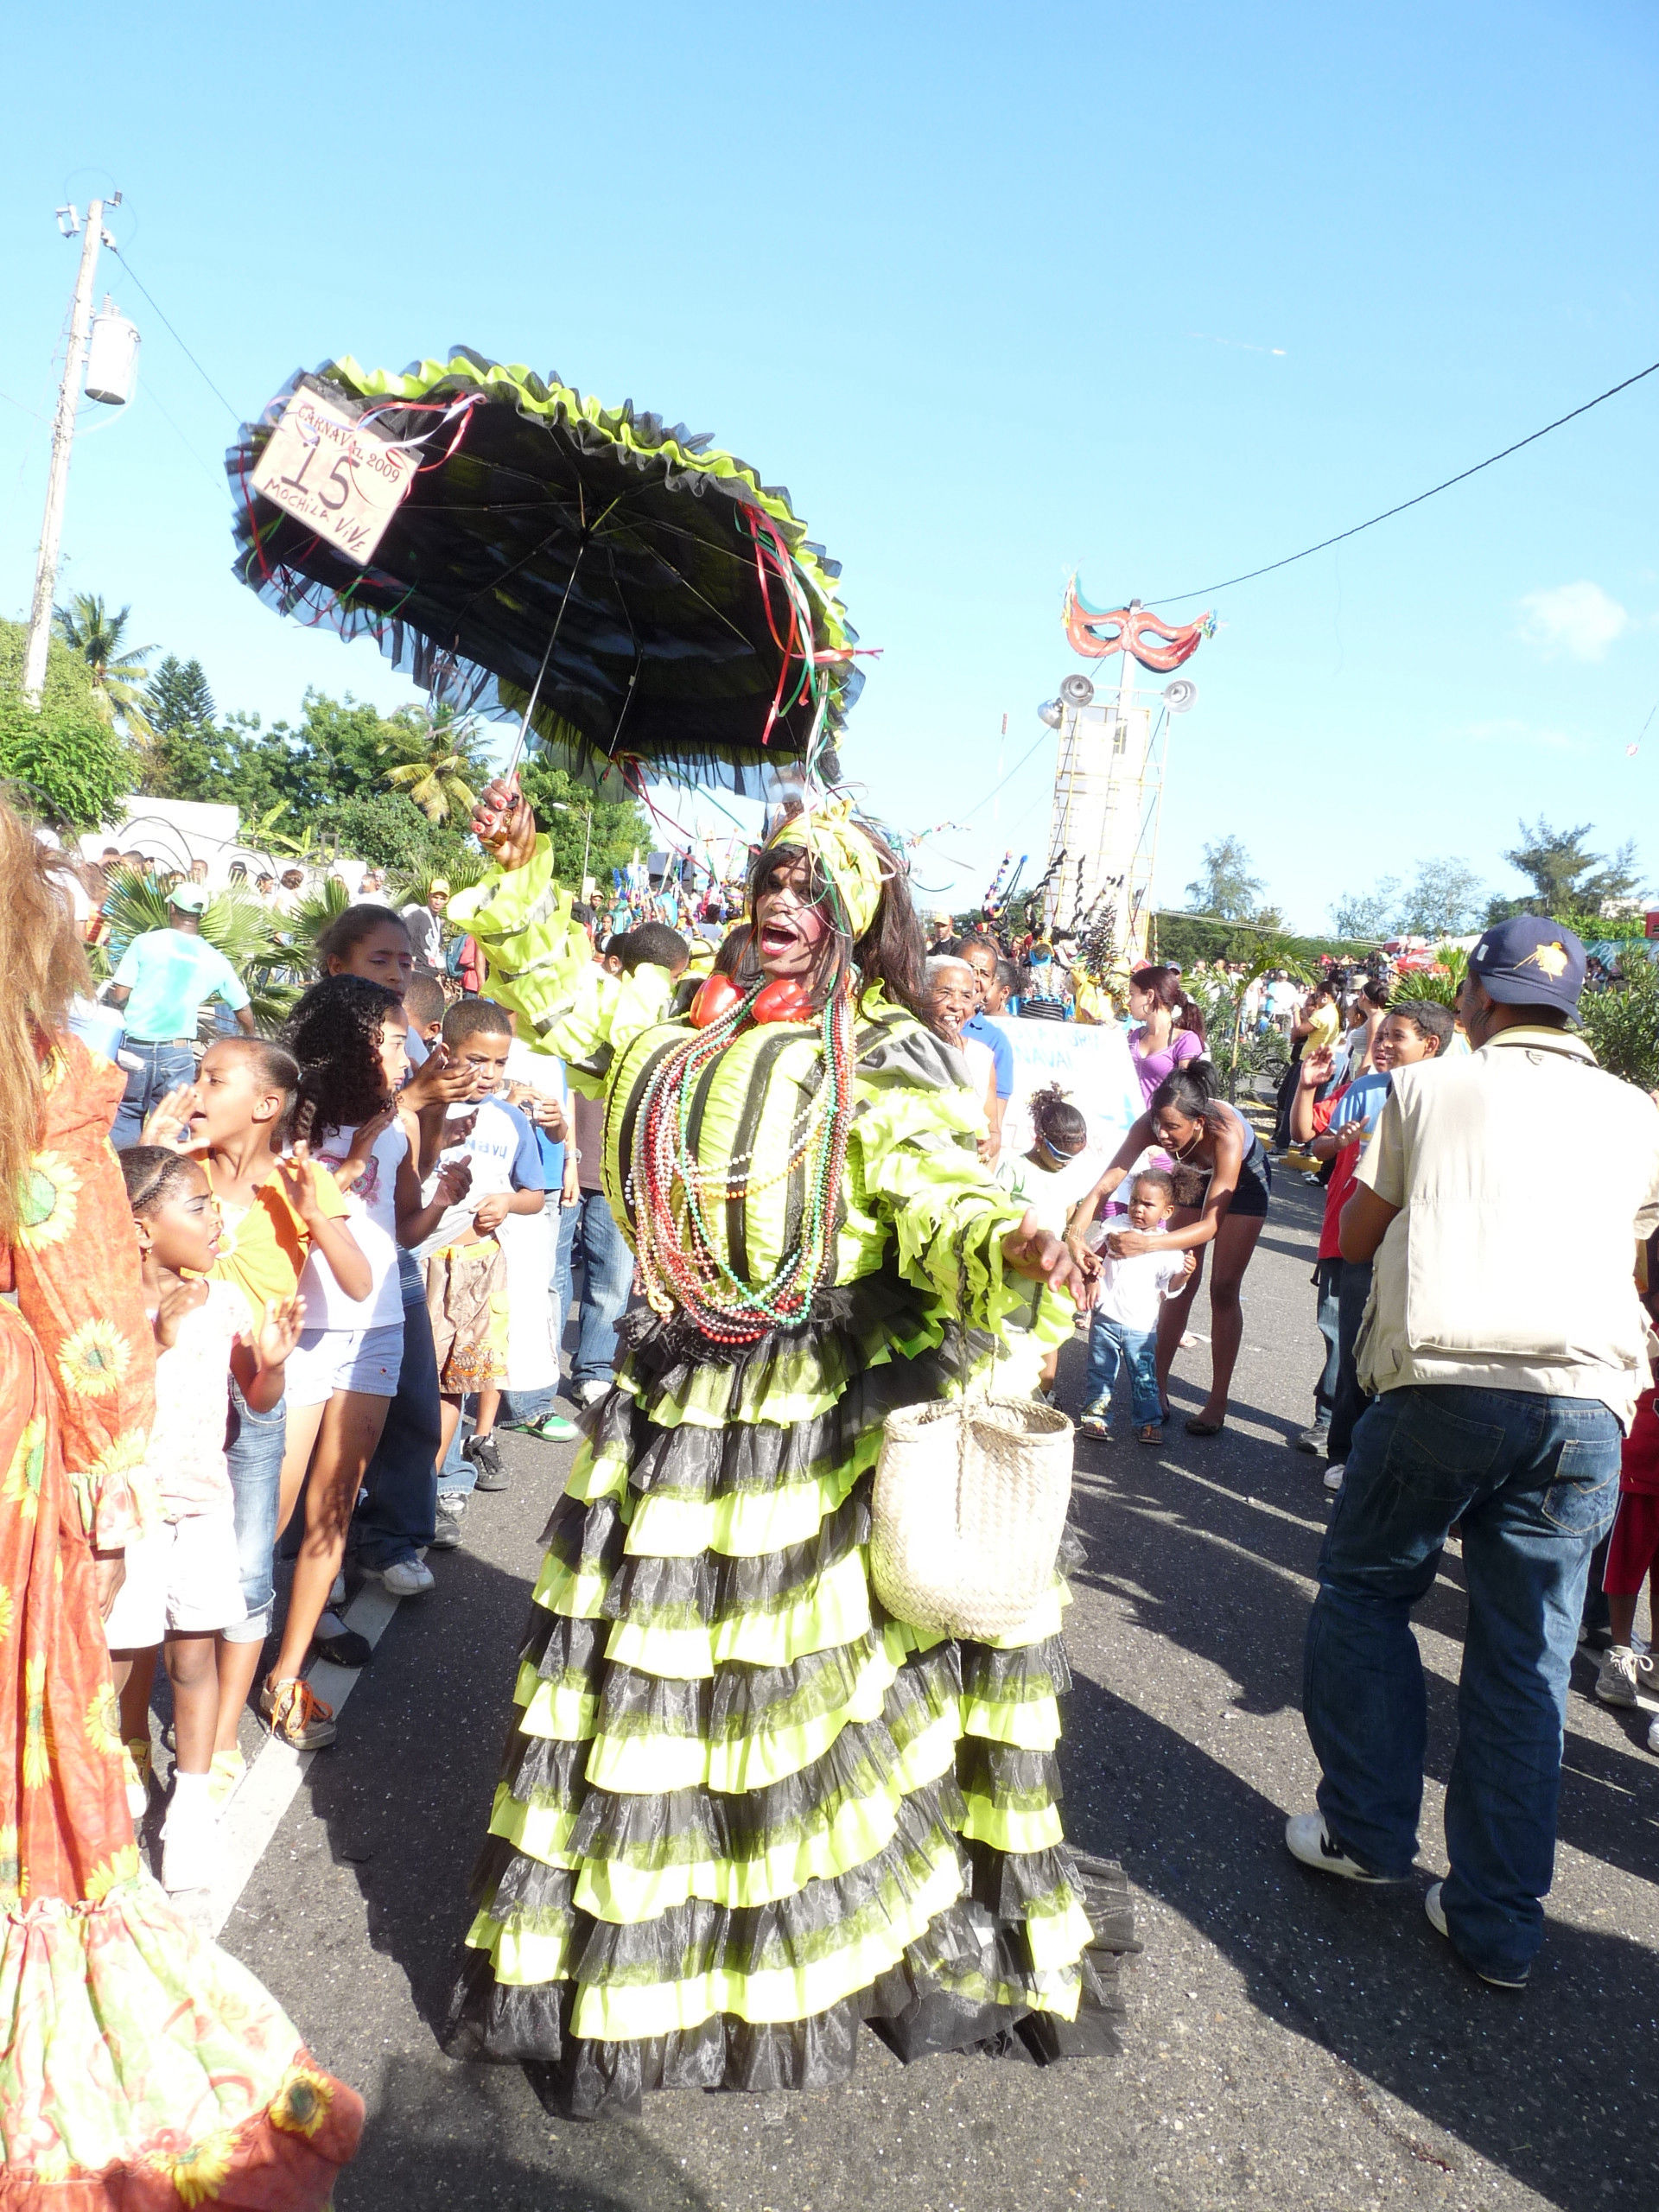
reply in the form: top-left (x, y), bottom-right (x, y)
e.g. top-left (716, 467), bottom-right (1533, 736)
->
top-left (1284, 913), bottom-right (1659, 1989)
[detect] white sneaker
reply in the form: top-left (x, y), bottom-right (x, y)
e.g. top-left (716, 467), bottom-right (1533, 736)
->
top-left (375, 1556), bottom-right (435, 1597)
top-left (1284, 1811), bottom-right (1394, 1883)
top-left (161, 1797), bottom-right (219, 1894)
top-left (1424, 1882), bottom-right (1529, 1987)
top-left (1595, 1644), bottom-right (1650, 1707)
top-left (1323, 1461), bottom-right (1345, 1492)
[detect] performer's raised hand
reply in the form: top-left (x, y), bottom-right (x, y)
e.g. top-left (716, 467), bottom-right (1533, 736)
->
top-left (471, 772), bottom-right (537, 872)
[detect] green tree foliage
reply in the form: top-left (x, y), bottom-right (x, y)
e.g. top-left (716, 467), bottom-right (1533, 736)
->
top-left (0, 691), bottom-right (131, 832)
top-left (52, 593), bottom-right (155, 738)
top-left (1184, 835), bottom-right (1266, 923)
top-left (1332, 858), bottom-right (1486, 943)
top-left (1489, 818), bottom-right (1642, 923)
top-left (328, 790), bottom-right (470, 878)
top-left (1397, 858), bottom-right (1485, 938)
top-left (142, 655), bottom-right (220, 798)
top-left (0, 616), bottom-right (133, 831)
top-left (146, 654), bottom-right (216, 732)
top-left (383, 706), bottom-right (490, 824)
top-left (519, 753), bottom-right (652, 890)
top-left (1580, 959), bottom-right (1659, 1091)
top-left (1329, 880), bottom-right (1401, 940)
top-left (1154, 912), bottom-right (1374, 969)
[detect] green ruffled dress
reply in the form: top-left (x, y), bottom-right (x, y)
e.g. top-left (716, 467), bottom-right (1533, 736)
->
top-left (444, 843), bottom-right (1134, 2116)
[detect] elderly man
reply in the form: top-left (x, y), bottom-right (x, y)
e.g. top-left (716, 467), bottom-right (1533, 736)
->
top-left (106, 884), bottom-right (255, 1145)
top-left (959, 933), bottom-right (1014, 1158)
top-left (1287, 918), bottom-right (1659, 1988)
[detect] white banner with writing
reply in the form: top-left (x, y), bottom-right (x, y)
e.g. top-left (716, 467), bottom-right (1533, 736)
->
top-left (985, 1015), bottom-right (1143, 1184)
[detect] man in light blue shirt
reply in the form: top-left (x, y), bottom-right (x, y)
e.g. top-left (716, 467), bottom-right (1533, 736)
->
top-left (106, 886), bottom-right (254, 1145)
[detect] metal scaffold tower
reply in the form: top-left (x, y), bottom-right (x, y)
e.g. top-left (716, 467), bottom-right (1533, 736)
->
top-left (1038, 589), bottom-right (1213, 963)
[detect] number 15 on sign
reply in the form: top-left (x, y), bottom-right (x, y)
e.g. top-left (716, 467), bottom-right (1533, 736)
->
top-left (251, 385), bottom-right (417, 566)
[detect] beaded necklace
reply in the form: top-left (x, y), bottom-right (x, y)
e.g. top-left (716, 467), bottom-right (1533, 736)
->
top-left (630, 982), bottom-right (857, 1344)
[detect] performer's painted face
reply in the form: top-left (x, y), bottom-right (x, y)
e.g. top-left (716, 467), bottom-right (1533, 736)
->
top-left (753, 853), bottom-right (830, 981)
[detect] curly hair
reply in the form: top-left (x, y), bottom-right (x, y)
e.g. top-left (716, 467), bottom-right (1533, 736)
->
top-left (283, 975), bottom-right (402, 1135)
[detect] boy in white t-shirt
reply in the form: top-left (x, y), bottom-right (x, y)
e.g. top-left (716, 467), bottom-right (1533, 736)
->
top-left (1080, 1168), bottom-right (1193, 1444)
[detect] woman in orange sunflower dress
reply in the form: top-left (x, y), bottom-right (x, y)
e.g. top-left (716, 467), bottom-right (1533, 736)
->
top-left (0, 804), bottom-right (362, 2209)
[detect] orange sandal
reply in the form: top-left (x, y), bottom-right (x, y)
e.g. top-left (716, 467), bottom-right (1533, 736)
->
top-left (258, 1675), bottom-right (337, 1750)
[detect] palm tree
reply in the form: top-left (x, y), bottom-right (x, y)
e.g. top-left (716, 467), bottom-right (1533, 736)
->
top-left (245, 799), bottom-right (334, 863)
top-left (53, 594), bottom-right (156, 740)
top-left (384, 706), bottom-right (486, 826)
top-left (96, 870), bottom-right (294, 1029)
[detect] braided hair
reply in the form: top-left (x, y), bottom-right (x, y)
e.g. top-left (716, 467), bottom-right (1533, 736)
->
top-left (283, 974), bottom-right (402, 1135)
top-left (119, 1144), bottom-right (206, 1217)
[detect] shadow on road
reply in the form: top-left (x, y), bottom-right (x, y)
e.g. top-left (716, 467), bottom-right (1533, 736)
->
top-left (287, 1171), bottom-right (1657, 2212)
top-left (335, 2056), bottom-right (713, 2212)
top-left (1054, 1174), bottom-right (1659, 2212)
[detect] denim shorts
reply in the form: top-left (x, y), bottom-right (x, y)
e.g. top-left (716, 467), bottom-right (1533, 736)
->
top-left (284, 1318), bottom-right (404, 1408)
top-left (221, 1377), bottom-right (287, 1645)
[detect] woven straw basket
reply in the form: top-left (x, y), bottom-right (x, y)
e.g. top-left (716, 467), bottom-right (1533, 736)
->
top-left (869, 1395), bottom-right (1075, 1642)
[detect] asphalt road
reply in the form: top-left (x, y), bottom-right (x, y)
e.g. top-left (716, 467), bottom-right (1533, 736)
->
top-left (212, 1171), bottom-right (1659, 2212)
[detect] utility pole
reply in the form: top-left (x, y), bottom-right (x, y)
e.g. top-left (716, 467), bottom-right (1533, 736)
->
top-left (22, 194), bottom-right (118, 704)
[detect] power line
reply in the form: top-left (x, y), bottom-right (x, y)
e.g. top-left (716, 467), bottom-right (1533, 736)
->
top-left (959, 727), bottom-right (1052, 822)
top-left (1146, 355), bottom-right (1659, 607)
top-left (109, 250), bottom-right (241, 424)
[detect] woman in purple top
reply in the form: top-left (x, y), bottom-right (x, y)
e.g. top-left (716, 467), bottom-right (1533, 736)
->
top-left (1128, 964), bottom-right (1206, 1107)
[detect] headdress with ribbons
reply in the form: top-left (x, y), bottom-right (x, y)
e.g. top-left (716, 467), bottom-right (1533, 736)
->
top-left (761, 798), bottom-right (888, 940)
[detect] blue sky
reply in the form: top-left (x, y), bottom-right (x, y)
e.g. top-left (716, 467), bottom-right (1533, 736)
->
top-left (3, 1), bottom-right (1656, 930)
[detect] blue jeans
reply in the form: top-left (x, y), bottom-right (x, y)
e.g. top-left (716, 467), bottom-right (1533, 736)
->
top-left (111, 1038), bottom-right (196, 1150)
top-left (355, 1254), bottom-right (441, 1570)
top-left (436, 1408), bottom-right (476, 1499)
top-left (1312, 1258), bottom-right (1341, 1423)
top-left (221, 1376), bottom-right (286, 1644)
top-left (1303, 1383), bottom-right (1620, 1980)
top-left (569, 1188), bottom-right (632, 1392)
top-left (1084, 1313), bottom-right (1161, 1427)
top-left (1325, 1259), bottom-right (1373, 1465)
top-left (553, 1199), bottom-right (579, 1319)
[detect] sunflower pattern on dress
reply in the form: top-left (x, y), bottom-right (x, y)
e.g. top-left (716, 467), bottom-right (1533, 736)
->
top-left (444, 848), bottom-right (1135, 2118)
top-left (0, 1036), bottom-right (363, 2207)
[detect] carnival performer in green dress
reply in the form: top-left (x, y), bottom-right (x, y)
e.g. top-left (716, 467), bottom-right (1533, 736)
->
top-left (443, 775), bottom-right (1131, 2117)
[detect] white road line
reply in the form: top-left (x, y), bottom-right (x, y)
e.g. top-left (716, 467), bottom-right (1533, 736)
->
top-left (209, 1580), bottom-right (404, 1935)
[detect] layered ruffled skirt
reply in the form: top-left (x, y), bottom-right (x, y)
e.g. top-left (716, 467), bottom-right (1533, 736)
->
top-left (447, 1276), bottom-right (1135, 2117)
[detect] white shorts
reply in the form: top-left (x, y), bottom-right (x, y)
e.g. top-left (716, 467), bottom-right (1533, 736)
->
top-left (283, 1319), bottom-right (404, 1408)
top-left (104, 1501), bottom-right (245, 1648)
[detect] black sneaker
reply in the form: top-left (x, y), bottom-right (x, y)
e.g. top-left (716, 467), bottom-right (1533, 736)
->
top-left (463, 1432), bottom-right (509, 1491)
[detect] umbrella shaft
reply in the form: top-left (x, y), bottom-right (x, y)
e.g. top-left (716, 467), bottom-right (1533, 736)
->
top-left (506, 532), bottom-right (590, 779)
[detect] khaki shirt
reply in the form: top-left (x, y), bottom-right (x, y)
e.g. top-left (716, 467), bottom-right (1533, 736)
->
top-left (1355, 1027), bottom-right (1659, 1427)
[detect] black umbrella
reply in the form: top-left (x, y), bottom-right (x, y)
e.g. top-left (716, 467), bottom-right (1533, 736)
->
top-left (226, 348), bottom-right (865, 795)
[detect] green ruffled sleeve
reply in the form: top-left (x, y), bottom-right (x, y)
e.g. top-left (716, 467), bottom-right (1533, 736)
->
top-left (449, 842), bottom-right (676, 1095)
top-left (447, 836), bottom-right (588, 1039)
top-left (848, 1019), bottom-right (1030, 1331)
